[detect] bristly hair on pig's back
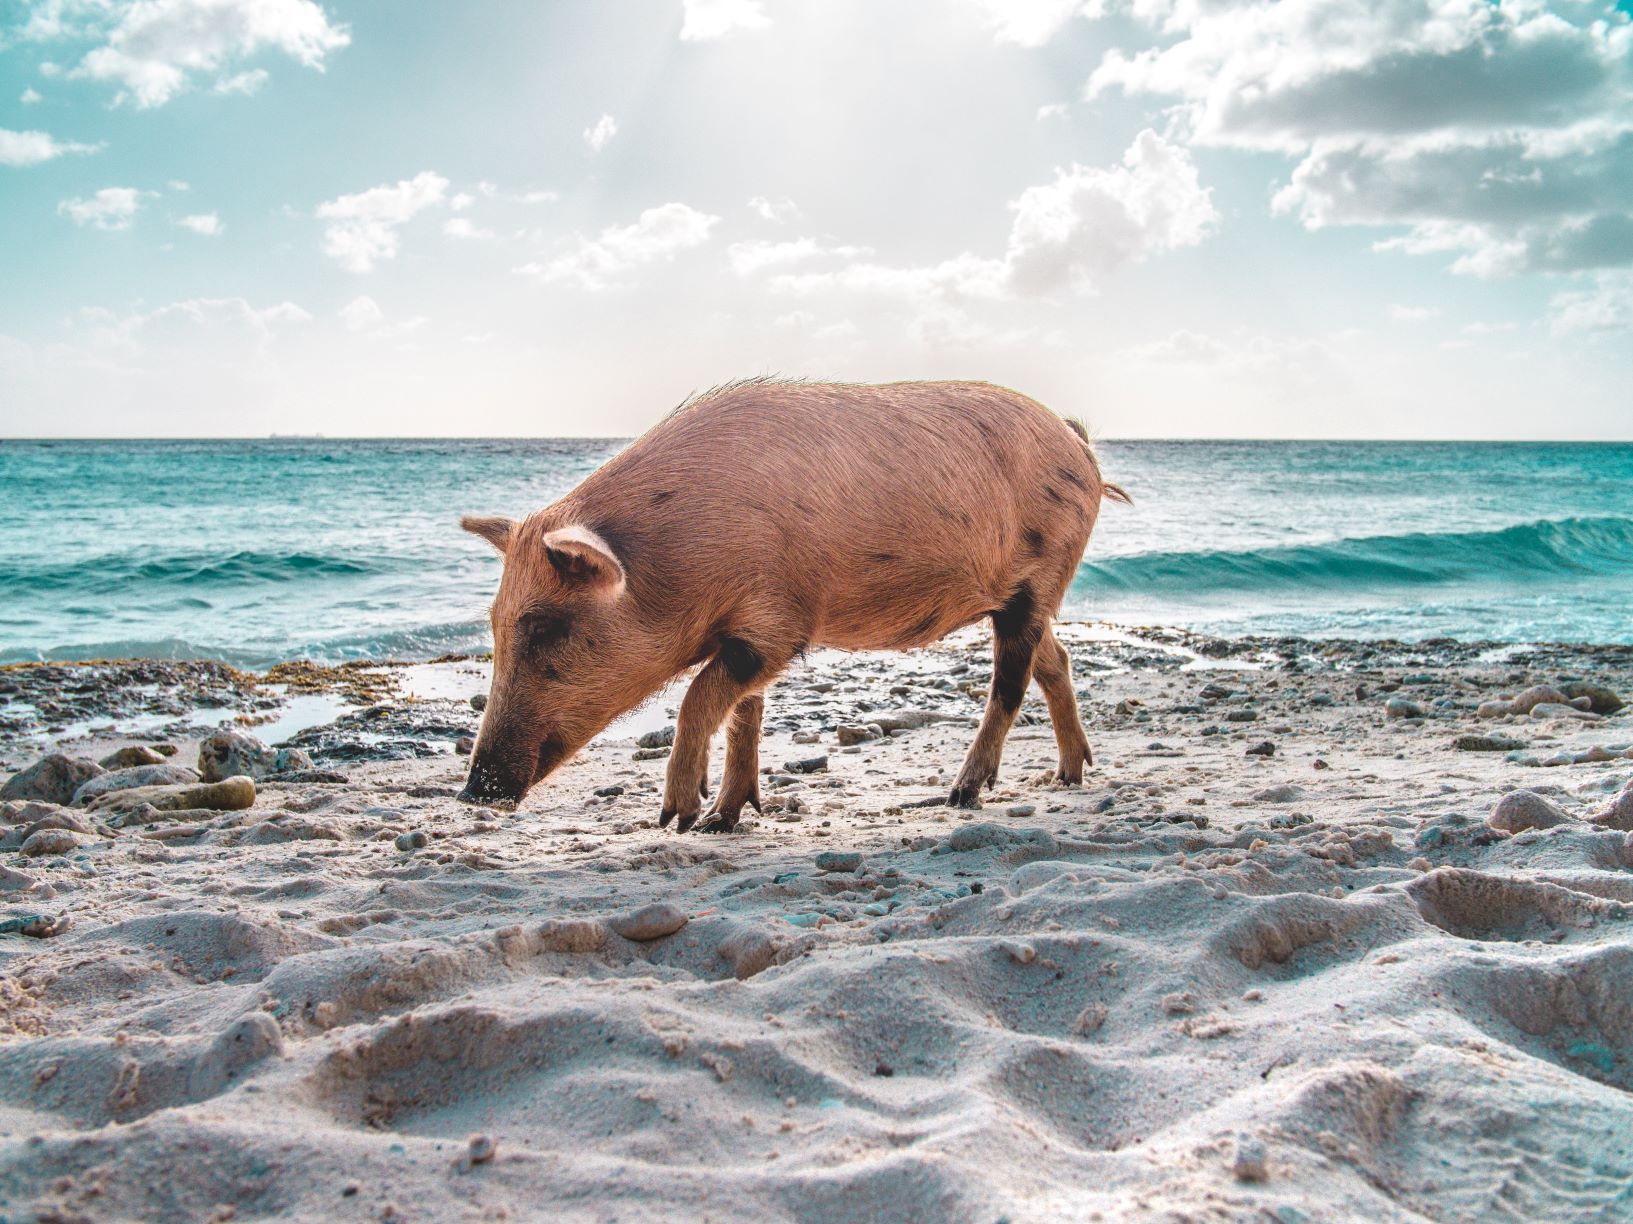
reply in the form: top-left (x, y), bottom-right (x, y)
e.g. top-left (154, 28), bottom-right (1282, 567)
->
top-left (1063, 416), bottom-right (1133, 506)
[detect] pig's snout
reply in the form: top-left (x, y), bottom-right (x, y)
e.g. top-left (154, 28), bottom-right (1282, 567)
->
top-left (458, 751), bottom-right (530, 808)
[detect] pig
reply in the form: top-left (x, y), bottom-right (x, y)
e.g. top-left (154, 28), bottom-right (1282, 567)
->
top-left (459, 378), bottom-right (1128, 830)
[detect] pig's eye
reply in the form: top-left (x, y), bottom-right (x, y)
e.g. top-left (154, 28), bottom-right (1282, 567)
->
top-left (520, 614), bottom-right (570, 654)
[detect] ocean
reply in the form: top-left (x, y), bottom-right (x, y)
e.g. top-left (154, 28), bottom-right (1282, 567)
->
top-left (2, 437), bottom-right (1630, 668)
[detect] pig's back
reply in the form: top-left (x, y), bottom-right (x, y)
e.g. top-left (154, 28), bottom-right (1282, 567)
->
top-left (569, 380), bottom-right (1105, 651)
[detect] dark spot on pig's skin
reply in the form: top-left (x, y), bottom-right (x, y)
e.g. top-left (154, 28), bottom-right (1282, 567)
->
top-left (1022, 528), bottom-right (1045, 556)
top-left (1042, 485), bottom-right (1067, 506)
top-left (904, 614), bottom-right (938, 644)
top-left (651, 490), bottom-right (674, 505)
top-left (973, 417), bottom-right (998, 444)
top-left (869, 551), bottom-right (897, 565)
top-left (718, 637), bottom-right (765, 685)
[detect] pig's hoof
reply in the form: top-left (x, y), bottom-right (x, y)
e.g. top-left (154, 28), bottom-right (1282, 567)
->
top-left (697, 812), bottom-right (741, 834)
top-left (676, 809), bottom-right (702, 834)
top-left (658, 806), bottom-right (677, 828)
top-left (947, 785), bottom-right (984, 810)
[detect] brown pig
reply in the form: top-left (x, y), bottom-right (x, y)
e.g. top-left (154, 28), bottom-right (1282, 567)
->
top-left (459, 378), bottom-right (1128, 829)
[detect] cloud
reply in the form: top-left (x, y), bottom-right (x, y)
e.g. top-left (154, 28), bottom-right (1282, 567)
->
top-left (1089, 0), bottom-right (1633, 277)
top-left (77, 296), bottom-right (311, 356)
top-left (1550, 271), bottom-right (1633, 334)
top-left (20, 87), bottom-right (41, 104)
top-left (442, 217), bottom-right (495, 240)
top-left (213, 67), bottom-right (268, 95)
top-left (748, 195), bottom-right (800, 223)
top-left (316, 171), bottom-right (449, 272)
top-left (339, 294), bottom-right (425, 338)
top-left (176, 212), bottom-right (223, 236)
top-left (679, 0), bottom-right (770, 41)
top-left (521, 202), bottom-right (721, 290)
top-left (1387, 304), bottom-right (1440, 322)
top-left (726, 237), bottom-right (871, 276)
top-left (1036, 102), bottom-right (1069, 121)
top-left (765, 129), bottom-right (1215, 302)
top-left (966, 0), bottom-right (1098, 47)
top-left (583, 113), bottom-right (617, 152)
top-left (0, 126), bottom-right (99, 166)
top-left (42, 0), bottom-right (349, 108)
top-left (58, 186), bottom-right (146, 230)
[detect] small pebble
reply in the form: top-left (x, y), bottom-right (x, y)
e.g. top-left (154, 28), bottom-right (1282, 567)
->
top-left (610, 902), bottom-right (689, 942)
top-left (467, 1134), bottom-right (496, 1165)
top-left (394, 830), bottom-right (429, 851)
top-left (1005, 803), bottom-right (1036, 819)
top-left (1232, 1134), bottom-right (1269, 1182)
top-left (814, 850), bottom-right (863, 874)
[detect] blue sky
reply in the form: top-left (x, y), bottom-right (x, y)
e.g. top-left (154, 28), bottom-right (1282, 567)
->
top-left (1, 0), bottom-right (1629, 438)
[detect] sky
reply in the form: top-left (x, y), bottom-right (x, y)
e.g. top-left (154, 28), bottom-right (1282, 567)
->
top-left (0, 0), bottom-right (1630, 439)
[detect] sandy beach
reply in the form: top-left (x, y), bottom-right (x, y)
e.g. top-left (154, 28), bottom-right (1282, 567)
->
top-left (1, 625), bottom-right (1631, 1221)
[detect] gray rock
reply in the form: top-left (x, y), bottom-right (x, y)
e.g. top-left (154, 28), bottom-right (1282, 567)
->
top-left (469, 693), bottom-right (488, 712)
top-left (784, 755), bottom-right (829, 774)
top-left (814, 850), bottom-right (863, 873)
top-left (1233, 1135), bottom-right (1269, 1182)
top-left (637, 725), bottom-right (675, 750)
top-left (2, 754), bottom-right (105, 805)
top-left (609, 902), bottom-right (689, 941)
top-left (1489, 789), bottom-right (1570, 834)
top-left (73, 763), bottom-right (199, 805)
top-left (836, 723), bottom-right (882, 746)
top-left (21, 828), bottom-right (80, 857)
top-left (1454, 734), bottom-right (1526, 752)
top-left (1253, 784), bottom-right (1303, 804)
top-left (198, 729), bottom-right (313, 783)
top-left (1245, 741), bottom-right (1276, 757)
top-left (395, 830), bottom-right (429, 851)
top-left (98, 745), bottom-right (167, 769)
top-left (1595, 781), bottom-right (1633, 832)
top-left (86, 775), bottom-right (255, 813)
top-left (1529, 702), bottom-right (1601, 722)
top-left (1385, 697), bottom-right (1425, 719)
top-left (1559, 681), bottom-right (1623, 715)
top-left (1005, 803), bottom-right (1037, 819)
top-left (1226, 709), bottom-right (1259, 723)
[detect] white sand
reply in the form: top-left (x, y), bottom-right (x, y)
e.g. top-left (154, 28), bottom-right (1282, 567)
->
top-left (3, 629), bottom-right (1633, 1221)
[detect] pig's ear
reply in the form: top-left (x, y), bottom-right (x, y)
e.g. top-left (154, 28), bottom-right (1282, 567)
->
top-left (542, 526), bottom-right (625, 597)
top-left (461, 515), bottom-right (515, 554)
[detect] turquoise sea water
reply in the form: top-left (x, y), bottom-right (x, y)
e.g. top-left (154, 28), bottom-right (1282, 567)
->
top-left (1, 438), bottom-right (1630, 667)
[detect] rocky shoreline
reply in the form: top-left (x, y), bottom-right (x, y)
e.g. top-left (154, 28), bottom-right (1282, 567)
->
top-left (3, 622), bottom-right (1633, 1220)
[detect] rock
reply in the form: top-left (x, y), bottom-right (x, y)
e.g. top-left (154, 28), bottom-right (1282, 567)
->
top-left (637, 725), bottom-right (675, 750)
top-left (632, 747), bottom-right (670, 761)
top-left (1253, 785), bottom-right (1303, 804)
top-left (1384, 697), bottom-right (1425, 719)
top-left (152, 743), bottom-right (179, 757)
top-left (198, 729), bottom-right (313, 783)
top-left (869, 710), bottom-right (966, 734)
top-left (1560, 681), bottom-right (1624, 715)
top-left (455, 736), bottom-right (475, 755)
top-left (836, 723), bottom-right (882, 746)
top-left (98, 745), bottom-right (166, 769)
top-left (1233, 1135), bottom-right (1269, 1182)
top-left (1489, 790), bottom-right (1570, 834)
top-left (594, 784), bottom-right (626, 798)
top-left (1245, 741), bottom-right (1276, 758)
top-left (22, 809), bottom-right (92, 838)
top-left (1226, 709), bottom-right (1259, 723)
top-left (1005, 803), bottom-right (1036, 819)
top-left (1529, 702), bottom-right (1601, 722)
top-left (784, 755), bottom-right (829, 774)
top-left (1595, 782), bottom-right (1633, 832)
top-left (86, 775), bottom-right (256, 814)
top-left (394, 830), bottom-right (429, 851)
top-left (1454, 734), bottom-right (1526, 752)
top-left (610, 902), bottom-right (689, 942)
top-left (467, 1134), bottom-right (496, 1166)
top-left (73, 763), bottom-right (199, 805)
top-left (0, 864), bottom-right (38, 892)
top-left (2, 755), bottom-right (105, 805)
top-left (21, 828), bottom-right (80, 857)
top-left (469, 693), bottom-right (488, 712)
top-left (814, 850), bottom-right (863, 873)
top-left (535, 917), bottom-right (607, 954)
top-left (1478, 684), bottom-right (1569, 718)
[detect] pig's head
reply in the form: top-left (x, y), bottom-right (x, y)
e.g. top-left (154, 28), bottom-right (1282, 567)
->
top-left (457, 514), bottom-right (645, 806)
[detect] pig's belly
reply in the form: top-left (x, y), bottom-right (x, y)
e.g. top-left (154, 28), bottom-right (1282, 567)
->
top-left (811, 577), bottom-right (997, 653)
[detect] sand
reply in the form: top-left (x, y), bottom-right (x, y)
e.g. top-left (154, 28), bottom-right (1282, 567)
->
top-left (3, 624), bottom-right (1633, 1222)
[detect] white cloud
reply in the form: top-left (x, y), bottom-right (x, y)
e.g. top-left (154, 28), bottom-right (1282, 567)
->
top-left (767, 129), bottom-right (1215, 303)
top-left (967, 0), bottom-right (1098, 47)
top-left (442, 216), bottom-right (495, 240)
top-left (1036, 102), bottom-right (1069, 121)
top-left (680, 0), bottom-right (770, 40)
top-left (20, 87), bottom-right (42, 104)
top-left (748, 195), bottom-right (800, 223)
top-left (339, 294), bottom-right (426, 339)
top-left (213, 67), bottom-right (268, 95)
top-left (55, 0), bottom-right (349, 108)
top-left (177, 212), bottom-right (224, 236)
top-left (1387, 304), bottom-right (1440, 322)
top-left (583, 113), bottom-right (617, 152)
top-left (522, 202), bottom-right (721, 290)
top-left (0, 126), bottom-right (99, 167)
top-left (1550, 271), bottom-right (1633, 334)
top-left (79, 296), bottom-right (311, 355)
top-left (726, 237), bottom-right (871, 276)
top-left (316, 170), bottom-right (449, 272)
top-left (1090, 0), bottom-right (1633, 277)
top-left (58, 186), bottom-right (146, 231)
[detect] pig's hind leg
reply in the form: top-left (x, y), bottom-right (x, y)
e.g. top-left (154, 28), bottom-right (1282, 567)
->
top-left (697, 693), bottom-right (764, 834)
top-left (661, 637), bottom-right (784, 833)
top-left (948, 584), bottom-right (1047, 808)
top-left (1032, 622), bottom-right (1094, 783)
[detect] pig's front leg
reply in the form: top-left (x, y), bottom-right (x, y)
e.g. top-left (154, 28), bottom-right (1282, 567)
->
top-left (698, 692), bottom-right (764, 834)
top-left (660, 639), bottom-right (778, 833)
